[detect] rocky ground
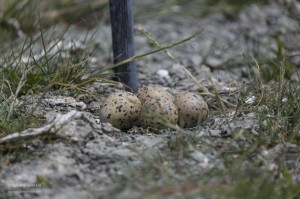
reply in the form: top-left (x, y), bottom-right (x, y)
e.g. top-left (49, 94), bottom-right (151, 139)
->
top-left (1, 1), bottom-right (300, 199)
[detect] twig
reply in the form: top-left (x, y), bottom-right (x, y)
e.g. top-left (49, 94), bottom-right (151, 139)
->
top-left (0, 110), bottom-right (81, 143)
top-left (110, 31), bottom-right (202, 69)
top-left (7, 66), bottom-right (33, 119)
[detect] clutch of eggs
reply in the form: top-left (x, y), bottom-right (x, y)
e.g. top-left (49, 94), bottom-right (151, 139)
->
top-left (100, 86), bottom-right (209, 130)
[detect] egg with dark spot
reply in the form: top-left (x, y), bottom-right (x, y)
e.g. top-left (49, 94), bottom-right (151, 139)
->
top-left (137, 86), bottom-right (174, 104)
top-left (174, 92), bottom-right (209, 128)
top-left (140, 98), bottom-right (178, 130)
top-left (100, 91), bottom-right (141, 130)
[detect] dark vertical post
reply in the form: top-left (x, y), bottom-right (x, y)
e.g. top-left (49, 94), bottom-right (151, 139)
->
top-left (109, 0), bottom-right (138, 93)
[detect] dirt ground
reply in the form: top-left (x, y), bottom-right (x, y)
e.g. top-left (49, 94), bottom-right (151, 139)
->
top-left (1, 1), bottom-right (300, 199)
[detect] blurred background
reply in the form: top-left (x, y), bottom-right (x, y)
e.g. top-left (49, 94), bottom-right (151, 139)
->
top-left (0, 0), bottom-right (289, 37)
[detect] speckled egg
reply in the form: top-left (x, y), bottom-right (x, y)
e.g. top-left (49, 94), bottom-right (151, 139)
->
top-left (100, 91), bottom-right (141, 130)
top-left (137, 86), bottom-right (174, 104)
top-left (174, 92), bottom-right (209, 128)
top-left (140, 98), bottom-right (178, 130)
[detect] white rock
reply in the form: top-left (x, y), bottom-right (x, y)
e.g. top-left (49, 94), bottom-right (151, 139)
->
top-left (245, 96), bottom-right (256, 104)
top-left (156, 69), bottom-right (170, 79)
top-left (190, 151), bottom-right (210, 168)
top-left (282, 97), bottom-right (288, 103)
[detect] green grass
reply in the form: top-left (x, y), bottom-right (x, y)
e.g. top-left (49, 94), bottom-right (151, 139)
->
top-left (0, 26), bottom-right (112, 96)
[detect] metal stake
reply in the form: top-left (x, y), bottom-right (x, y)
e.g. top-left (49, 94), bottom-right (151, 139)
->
top-left (109, 0), bottom-right (138, 93)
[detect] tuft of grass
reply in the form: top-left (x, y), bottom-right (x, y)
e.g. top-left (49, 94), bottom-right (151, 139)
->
top-left (259, 36), bottom-right (295, 82)
top-left (0, 24), bottom-right (116, 97)
top-left (237, 52), bottom-right (300, 146)
top-left (0, 17), bottom-right (113, 155)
